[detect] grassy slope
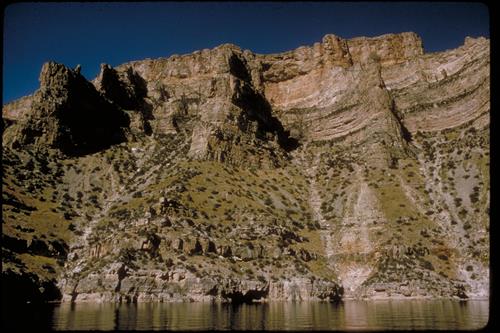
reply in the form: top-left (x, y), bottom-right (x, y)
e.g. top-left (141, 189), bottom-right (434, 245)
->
top-left (307, 124), bottom-right (488, 296)
top-left (2, 122), bottom-right (488, 299)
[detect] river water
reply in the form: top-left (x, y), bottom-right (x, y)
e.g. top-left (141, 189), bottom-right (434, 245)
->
top-left (3, 299), bottom-right (489, 330)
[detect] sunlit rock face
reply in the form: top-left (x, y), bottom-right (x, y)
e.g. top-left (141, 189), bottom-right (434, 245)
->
top-left (2, 32), bottom-right (489, 303)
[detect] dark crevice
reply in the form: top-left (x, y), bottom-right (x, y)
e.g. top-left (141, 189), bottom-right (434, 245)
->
top-left (229, 54), bottom-right (251, 82)
top-left (115, 265), bottom-right (128, 292)
top-left (222, 287), bottom-right (269, 304)
top-left (232, 79), bottom-right (299, 152)
top-left (227, 52), bottom-right (299, 153)
top-left (99, 65), bottom-right (147, 110)
top-left (139, 101), bottom-right (154, 136)
top-left (400, 121), bottom-right (413, 142)
top-left (389, 99), bottom-right (412, 143)
top-left (24, 63), bottom-right (131, 156)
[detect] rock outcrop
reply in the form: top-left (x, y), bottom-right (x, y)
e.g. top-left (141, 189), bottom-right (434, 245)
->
top-left (2, 94), bottom-right (33, 122)
top-left (2, 32), bottom-right (489, 303)
top-left (3, 62), bottom-right (130, 155)
top-left (94, 63), bottom-right (147, 111)
top-left (60, 265), bottom-right (342, 303)
top-left (383, 36), bottom-right (489, 133)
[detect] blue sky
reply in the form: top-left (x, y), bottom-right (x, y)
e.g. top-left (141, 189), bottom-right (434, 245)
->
top-left (3, 2), bottom-right (489, 104)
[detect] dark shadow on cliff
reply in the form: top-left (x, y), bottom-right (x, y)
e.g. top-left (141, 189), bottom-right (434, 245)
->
top-left (222, 288), bottom-right (269, 304)
top-left (2, 271), bottom-right (62, 305)
top-left (127, 70), bottom-right (154, 136)
top-left (389, 99), bottom-right (413, 143)
top-left (229, 53), bottom-right (299, 152)
top-left (13, 62), bottom-right (132, 157)
top-left (57, 97), bottom-right (130, 157)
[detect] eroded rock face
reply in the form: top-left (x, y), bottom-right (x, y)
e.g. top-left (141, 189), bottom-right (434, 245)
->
top-left (94, 63), bottom-right (147, 110)
top-left (2, 32), bottom-right (489, 303)
top-left (60, 266), bottom-right (342, 303)
top-left (260, 33), bottom-right (487, 147)
top-left (383, 37), bottom-right (489, 133)
top-left (3, 33), bottom-right (487, 161)
top-left (4, 62), bottom-right (130, 155)
top-left (120, 45), bottom-right (298, 168)
top-left (2, 94), bottom-right (33, 122)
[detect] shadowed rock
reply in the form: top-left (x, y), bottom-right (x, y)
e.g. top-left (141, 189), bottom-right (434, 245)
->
top-left (7, 62), bottom-right (130, 155)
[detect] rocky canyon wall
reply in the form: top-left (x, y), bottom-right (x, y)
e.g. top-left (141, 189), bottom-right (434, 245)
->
top-left (2, 32), bottom-right (489, 303)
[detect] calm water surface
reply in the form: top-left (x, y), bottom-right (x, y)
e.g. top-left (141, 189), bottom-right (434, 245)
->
top-left (4, 300), bottom-right (489, 330)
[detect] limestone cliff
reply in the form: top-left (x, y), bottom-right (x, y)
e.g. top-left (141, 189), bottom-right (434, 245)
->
top-left (2, 32), bottom-right (489, 303)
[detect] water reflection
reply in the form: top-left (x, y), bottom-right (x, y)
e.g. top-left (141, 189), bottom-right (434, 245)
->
top-left (1, 302), bottom-right (55, 331)
top-left (48, 300), bottom-right (488, 330)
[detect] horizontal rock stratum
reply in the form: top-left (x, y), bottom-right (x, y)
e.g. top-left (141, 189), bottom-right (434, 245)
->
top-left (2, 32), bottom-right (489, 303)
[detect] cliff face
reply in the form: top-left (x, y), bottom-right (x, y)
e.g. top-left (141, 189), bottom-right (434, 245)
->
top-left (2, 32), bottom-right (489, 303)
top-left (3, 62), bottom-right (130, 155)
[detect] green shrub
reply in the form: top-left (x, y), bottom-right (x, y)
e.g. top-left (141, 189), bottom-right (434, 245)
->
top-left (421, 260), bottom-right (434, 271)
top-left (119, 247), bottom-right (136, 264)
